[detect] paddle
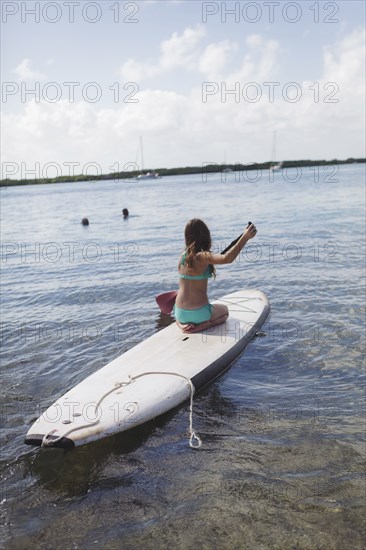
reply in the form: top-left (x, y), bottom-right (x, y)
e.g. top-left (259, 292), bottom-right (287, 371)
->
top-left (156, 224), bottom-right (252, 314)
top-left (156, 290), bottom-right (179, 314)
top-left (219, 233), bottom-right (243, 255)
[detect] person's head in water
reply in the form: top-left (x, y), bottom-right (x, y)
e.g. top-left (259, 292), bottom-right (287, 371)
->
top-left (184, 218), bottom-right (215, 276)
top-left (122, 208), bottom-right (129, 218)
top-left (81, 217), bottom-right (89, 226)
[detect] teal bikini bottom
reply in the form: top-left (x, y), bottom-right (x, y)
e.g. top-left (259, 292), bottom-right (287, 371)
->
top-left (173, 303), bottom-right (214, 324)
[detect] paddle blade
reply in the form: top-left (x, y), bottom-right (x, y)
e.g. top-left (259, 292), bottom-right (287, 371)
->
top-left (156, 290), bottom-right (178, 314)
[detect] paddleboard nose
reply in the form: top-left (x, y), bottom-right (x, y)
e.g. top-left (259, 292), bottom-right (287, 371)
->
top-left (24, 434), bottom-right (75, 449)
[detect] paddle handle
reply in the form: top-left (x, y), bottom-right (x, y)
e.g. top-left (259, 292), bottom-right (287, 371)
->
top-left (220, 222), bottom-right (252, 255)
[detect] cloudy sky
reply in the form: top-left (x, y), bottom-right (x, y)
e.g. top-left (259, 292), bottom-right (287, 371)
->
top-left (1, 0), bottom-right (365, 178)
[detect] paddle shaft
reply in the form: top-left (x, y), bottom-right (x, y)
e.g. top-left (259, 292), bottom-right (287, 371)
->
top-left (220, 234), bottom-right (242, 255)
top-left (219, 222), bottom-right (252, 255)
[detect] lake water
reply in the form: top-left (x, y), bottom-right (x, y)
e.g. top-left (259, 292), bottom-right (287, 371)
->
top-left (1, 164), bottom-right (365, 549)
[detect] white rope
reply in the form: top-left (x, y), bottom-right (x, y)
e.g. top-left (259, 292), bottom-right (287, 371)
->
top-left (129, 372), bottom-right (202, 449)
top-left (41, 371), bottom-right (202, 449)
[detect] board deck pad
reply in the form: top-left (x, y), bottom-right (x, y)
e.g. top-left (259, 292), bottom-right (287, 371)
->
top-left (25, 289), bottom-right (270, 449)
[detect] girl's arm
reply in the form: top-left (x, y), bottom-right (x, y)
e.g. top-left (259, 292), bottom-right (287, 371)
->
top-left (199, 223), bottom-right (257, 265)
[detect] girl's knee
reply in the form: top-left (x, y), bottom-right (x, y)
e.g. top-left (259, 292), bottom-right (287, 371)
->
top-left (216, 304), bottom-right (228, 316)
top-left (211, 304), bottom-right (229, 323)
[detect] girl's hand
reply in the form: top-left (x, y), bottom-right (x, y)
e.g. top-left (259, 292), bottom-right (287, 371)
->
top-left (244, 223), bottom-right (257, 240)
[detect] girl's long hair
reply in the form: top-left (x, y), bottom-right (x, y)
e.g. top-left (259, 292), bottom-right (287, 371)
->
top-left (184, 218), bottom-right (215, 277)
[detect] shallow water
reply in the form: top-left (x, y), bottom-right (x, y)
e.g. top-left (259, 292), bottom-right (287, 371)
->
top-left (1, 165), bottom-right (365, 549)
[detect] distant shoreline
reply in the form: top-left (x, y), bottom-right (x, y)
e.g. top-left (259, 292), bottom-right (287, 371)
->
top-left (1, 158), bottom-right (364, 187)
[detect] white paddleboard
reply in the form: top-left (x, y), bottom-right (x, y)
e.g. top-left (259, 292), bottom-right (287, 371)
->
top-left (25, 289), bottom-right (270, 449)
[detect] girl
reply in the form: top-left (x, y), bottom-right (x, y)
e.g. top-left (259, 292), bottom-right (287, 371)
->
top-left (173, 219), bottom-right (257, 333)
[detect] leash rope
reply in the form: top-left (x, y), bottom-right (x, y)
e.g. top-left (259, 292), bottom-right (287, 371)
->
top-left (41, 371), bottom-right (202, 449)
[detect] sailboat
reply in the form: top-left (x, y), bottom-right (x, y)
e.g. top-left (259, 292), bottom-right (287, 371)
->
top-left (222, 149), bottom-right (233, 172)
top-left (136, 137), bottom-right (160, 180)
top-left (270, 131), bottom-right (283, 172)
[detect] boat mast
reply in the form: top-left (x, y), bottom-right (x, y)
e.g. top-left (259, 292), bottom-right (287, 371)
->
top-left (271, 131), bottom-right (276, 167)
top-left (140, 136), bottom-right (144, 172)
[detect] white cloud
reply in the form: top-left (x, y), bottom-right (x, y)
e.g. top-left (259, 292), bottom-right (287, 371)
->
top-left (120, 26), bottom-right (279, 85)
top-left (14, 59), bottom-right (46, 81)
top-left (119, 58), bottom-right (150, 82)
top-left (120, 25), bottom-right (206, 81)
top-left (300, 26), bottom-right (365, 135)
top-left (246, 34), bottom-right (263, 48)
top-left (198, 40), bottom-right (238, 80)
top-left (225, 34), bottom-right (279, 82)
top-left (2, 28), bottom-right (365, 178)
top-left (323, 27), bottom-right (365, 94)
top-left (159, 25), bottom-right (206, 71)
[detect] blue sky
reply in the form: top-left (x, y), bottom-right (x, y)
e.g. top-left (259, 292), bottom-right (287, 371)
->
top-left (1, 0), bottom-right (365, 177)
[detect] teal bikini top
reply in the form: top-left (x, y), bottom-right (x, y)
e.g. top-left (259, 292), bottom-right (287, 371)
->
top-left (178, 252), bottom-right (213, 280)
